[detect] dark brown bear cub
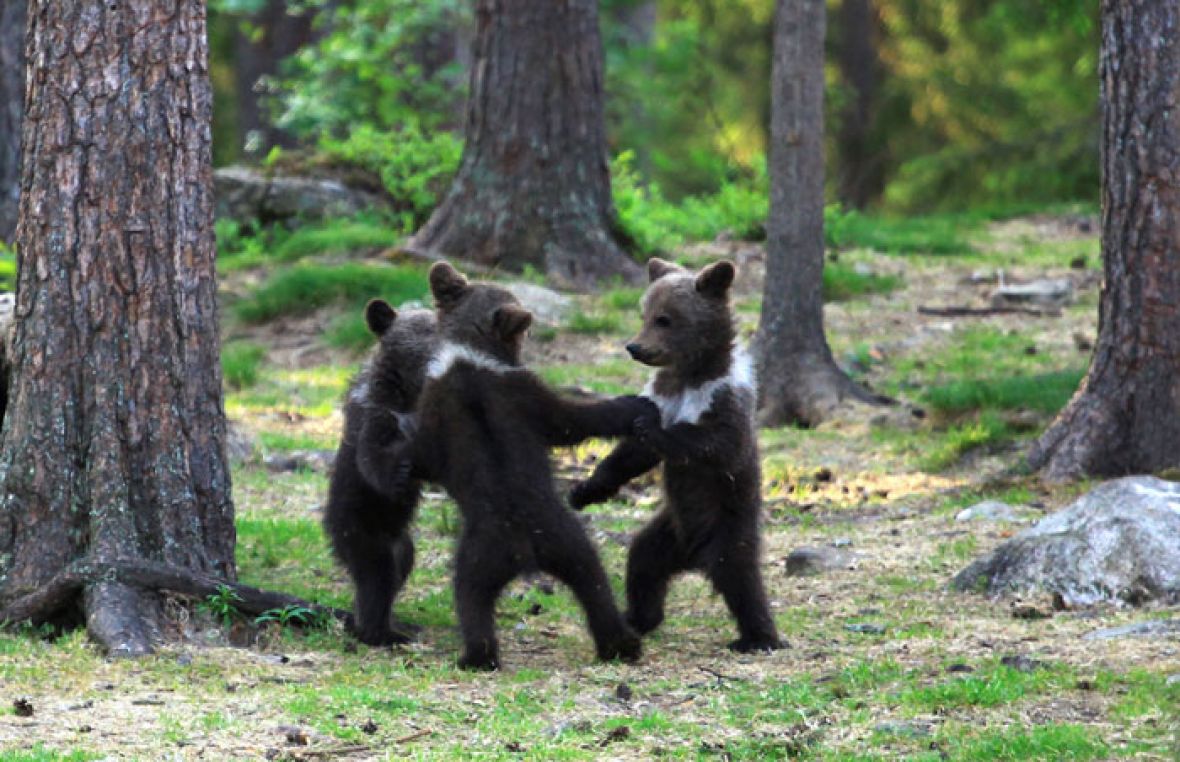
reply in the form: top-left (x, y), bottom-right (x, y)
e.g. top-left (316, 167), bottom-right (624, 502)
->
top-left (570, 258), bottom-right (783, 654)
top-left (395, 262), bottom-right (655, 670)
top-left (323, 299), bottom-right (437, 646)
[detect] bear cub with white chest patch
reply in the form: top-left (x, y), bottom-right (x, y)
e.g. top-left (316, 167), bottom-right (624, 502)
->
top-left (395, 262), bottom-right (658, 670)
top-left (570, 258), bottom-right (783, 654)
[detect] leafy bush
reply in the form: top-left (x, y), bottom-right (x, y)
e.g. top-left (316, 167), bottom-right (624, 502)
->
top-left (233, 262), bottom-right (430, 323)
top-left (822, 263), bottom-right (903, 301)
top-left (317, 125), bottom-right (461, 229)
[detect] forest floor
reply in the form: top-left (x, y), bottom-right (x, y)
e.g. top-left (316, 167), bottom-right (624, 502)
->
top-left (1, 211), bottom-right (1177, 761)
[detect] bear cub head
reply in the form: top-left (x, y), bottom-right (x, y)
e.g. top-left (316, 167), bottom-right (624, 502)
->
top-left (357, 298), bottom-right (438, 411)
top-left (429, 261), bottom-right (533, 365)
top-left (625, 258), bottom-right (737, 379)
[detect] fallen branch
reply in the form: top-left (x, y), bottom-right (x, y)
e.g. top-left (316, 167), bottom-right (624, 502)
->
top-left (0, 558), bottom-right (351, 629)
top-left (918, 305), bottom-right (1060, 318)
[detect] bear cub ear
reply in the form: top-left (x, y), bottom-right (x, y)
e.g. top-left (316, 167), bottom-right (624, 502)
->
top-left (695, 260), bottom-right (736, 299)
top-left (647, 257), bottom-right (684, 283)
top-left (429, 261), bottom-right (471, 310)
top-left (493, 304), bottom-right (533, 341)
top-left (364, 299), bottom-right (398, 336)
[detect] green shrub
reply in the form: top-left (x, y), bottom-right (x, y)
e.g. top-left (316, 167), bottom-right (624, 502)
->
top-left (221, 341), bottom-right (266, 389)
top-left (926, 369), bottom-right (1085, 415)
top-left (233, 263), bottom-right (430, 323)
top-left (825, 207), bottom-right (980, 256)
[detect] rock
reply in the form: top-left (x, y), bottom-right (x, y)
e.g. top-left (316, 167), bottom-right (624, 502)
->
top-left (874, 721), bottom-right (930, 738)
top-left (964, 268), bottom-right (999, 285)
top-left (1167, 674), bottom-right (1180, 686)
top-left (214, 166), bottom-right (389, 228)
top-left (264, 449), bottom-right (336, 474)
top-left (225, 421), bottom-right (257, 464)
top-left (952, 476), bottom-right (1180, 606)
top-left (990, 277), bottom-right (1073, 307)
top-left (844, 623), bottom-right (886, 635)
top-left (1000, 654), bottom-right (1047, 673)
top-left (830, 537), bottom-right (854, 548)
top-left (785, 546), bottom-right (854, 576)
top-left (503, 282), bottom-right (572, 324)
top-left (1081, 619), bottom-right (1180, 641)
top-left (955, 501), bottom-right (1033, 523)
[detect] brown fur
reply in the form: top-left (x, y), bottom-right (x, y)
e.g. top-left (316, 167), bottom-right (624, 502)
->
top-left (570, 258), bottom-right (783, 653)
top-left (394, 262), bottom-right (656, 670)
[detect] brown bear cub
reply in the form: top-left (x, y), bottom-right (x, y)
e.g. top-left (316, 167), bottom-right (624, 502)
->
top-left (391, 262), bottom-right (656, 670)
top-left (323, 299), bottom-right (437, 646)
top-left (569, 258), bottom-right (783, 654)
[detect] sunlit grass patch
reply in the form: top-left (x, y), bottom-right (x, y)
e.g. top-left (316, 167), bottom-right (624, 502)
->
top-left (0, 748), bottom-right (101, 762)
top-left (564, 310), bottom-right (624, 335)
top-left (937, 723), bottom-right (1111, 761)
top-left (897, 661), bottom-right (1069, 712)
top-left (226, 365), bottom-right (353, 419)
top-left (919, 411), bottom-right (1015, 472)
top-left (537, 359), bottom-right (640, 396)
top-left (827, 209), bottom-right (982, 257)
top-left (233, 262), bottom-right (429, 323)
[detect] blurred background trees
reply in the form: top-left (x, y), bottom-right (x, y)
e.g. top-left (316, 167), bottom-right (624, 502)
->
top-left (196, 0), bottom-right (1097, 222)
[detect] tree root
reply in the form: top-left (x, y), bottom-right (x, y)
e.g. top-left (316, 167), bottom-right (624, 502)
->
top-left (0, 558), bottom-right (352, 652)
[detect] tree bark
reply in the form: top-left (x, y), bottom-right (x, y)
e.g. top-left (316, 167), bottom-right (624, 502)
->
top-left (834, 0), bottom-right (884, 209)
top-left (755, 0), bottom-right (889, 428)
top-left (405, 0), bottom-right (639, 288)
top-left (0, 0), bottom-right (235, 655)
top-left (233, 0), bottom-right (316, 156)
top-left (1028, 0), bottom-right (1180, 481)
top-left (0, 0), bottom-right (24, 241)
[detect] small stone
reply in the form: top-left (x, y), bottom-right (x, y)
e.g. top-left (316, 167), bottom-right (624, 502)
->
top-left (1083, 619), bottom-right (1180, 640)
top-left (990, 278), bottom-right (1073, 307)
top-left (1075, 679), bottom-right (1096, 691)
top-left (12, 698), bottom-right (33, 718)
top-left (1011, 604), bottom-right (1051, 620)
top-left (844, 623), bottom-right (886, 635)
top-left (614, 683), bottom-right (633, 702)
top-left (946, 664), bottom-right (974, 674)
top-left (361, 719), bottom-right (378, 735)
top-left (1073, 332), bottom-right (1094, 352)
top-left (813, 467), bottom-right (833, 483)
top-left (830, 538), bottom-right (853, 548)
top-left (176, 652), bottom-right (193, 666)
top-left (955, 501), bottom-right (1030, 523)
top-left (1069, 255), bottom-right (1088, 270)
top-left (1166, 674), bottom-right (1180, 686)
top-left (1000, 654), bottom-right (1046, 673)
top-left (874, 721), bottom-right (930, 738)
top-left (785, 546), bottom-right (853, 577)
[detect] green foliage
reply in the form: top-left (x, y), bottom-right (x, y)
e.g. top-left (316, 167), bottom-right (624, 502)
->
top-left (940, 724), bottom-right (1110, 762)
top-left (612, 152), bottom-right (767, 255)
top-left (0, 242), bottom-right (15, 290)
top-left (0, 749), bottom-right (100, 762)
top-left (218, 215), bottom-right (401, 271)
top-left (921, 411), bottom-right (1013, 471)
top-left (825, 207), bottom-right (981, 255)
top-left (199, 585), bottom-right (244, 628)
top-left (255, 604), bottom-right (331, 629)
top-left (317, 125), bottom-right (462, 229)
top-left (221, 341), bottom-right (267, 390)
top-left (233, 262), bottom-right (430, 323)
top-left (564, 311), bottom-right (623, 336)
top-left (822, 262), bottom-right (903, 301)
top-left (926, 370), bottom-right (1085, 415)
top-left (272, 0), bottom-right (467, 140)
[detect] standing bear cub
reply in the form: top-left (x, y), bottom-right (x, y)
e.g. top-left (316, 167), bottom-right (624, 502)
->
top-left (323, 299), bottom-right (437, 646)
top-left (393, 262), bottom-right (657, 670)
top-left (570, 258), bottom-right (784, 654)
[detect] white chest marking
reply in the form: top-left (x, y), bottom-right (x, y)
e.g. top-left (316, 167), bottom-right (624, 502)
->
top-left (426, 342), bottom-right (512, 380)
top-left (641, 347), bottom-right (755, 426)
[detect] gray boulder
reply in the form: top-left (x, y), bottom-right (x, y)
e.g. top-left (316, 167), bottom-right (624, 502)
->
top-left (952, 476), bottom-right (1180, 606)
top-left (503, 282), bottom-right (573, 325)
top-left (990, 277), bottom-right (1073, 308)
top-left (214, 166), bottom-right (389, 228)
top-left (785, 546), bottom-right (855, 577)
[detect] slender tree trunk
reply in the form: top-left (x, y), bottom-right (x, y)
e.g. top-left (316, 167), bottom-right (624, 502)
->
top-left (0, 0), bottom-right (24, 241)
top-left (405, 0), bottom-right (639, 288)
top-left (1029, 0), bottom-right (1180, 481)
top-left (0, 0), bottom-right (235, 655)
top-left (233, 0), bottom-right (316, 156)
top-left (756, 0), bottom-right (888, 428)
top-left (835, 0), bottom-right (883, 209)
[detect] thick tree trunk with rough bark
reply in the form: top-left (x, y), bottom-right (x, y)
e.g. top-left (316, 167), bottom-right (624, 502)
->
top-left (1029, 1), bottom-right (1180, 481)
top-left (756, 0), bottom-right (888, 427)
top-left (0, 0), bottom-right (24, 241)
top-left (835, 0), bottom-right (883, 209)
top-left (406, 0), bottom-right (639, 288)
top-left (0, 0), bottom-right (235, 655)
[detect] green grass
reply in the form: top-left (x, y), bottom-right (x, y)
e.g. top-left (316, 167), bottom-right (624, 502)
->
top-left (925, 369), bottom-right (1085, 415)
top-left (0, 245), bottom-right (15, 291)
top-left (537, 359), bottom-right (639, 396)
top-left (822, 262), bottom-right (903, 301)
top-left (217, 215), bottom-right (401, 271)
top-left (233, 262), bottom-right (430, 323)
top-left (917, 412), bottom-right (1015, 471)
top-left (220, 340), bottom-right (267, 389)
top-left (0, 749), bottom-right (100, 762)
top-left (257, 430), bottom-right (336, 452)
top-left (564, 310), bottom-right (624, 335)
top-left (826, 209), bottom-right (982, 256)
top-left (324, 311), bottom-right (377, 352)
top-left (938, 723), bottom-right (1111, 761)
top-left (897, 662), bottom-right (1066, 711)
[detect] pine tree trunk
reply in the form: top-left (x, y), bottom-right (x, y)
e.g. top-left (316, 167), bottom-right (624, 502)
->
top-left (756, 0), bottom-right (888, 427)
top-left (0, 0), bottom-right (24, 241)
top-left (0, 0), bottom-right (235, 655)
top-left (835, 0), bottom-right (883, 210)
top-left (1029, 0), bottom-right (1180, 481)
top-left (233, 0), bottom-right (316, 156)
top-left (405, 0), bottom-right (639, 288)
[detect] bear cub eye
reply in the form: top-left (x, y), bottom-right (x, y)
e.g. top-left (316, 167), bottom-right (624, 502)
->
top-left (654, 315), bottom-right (672, 328)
